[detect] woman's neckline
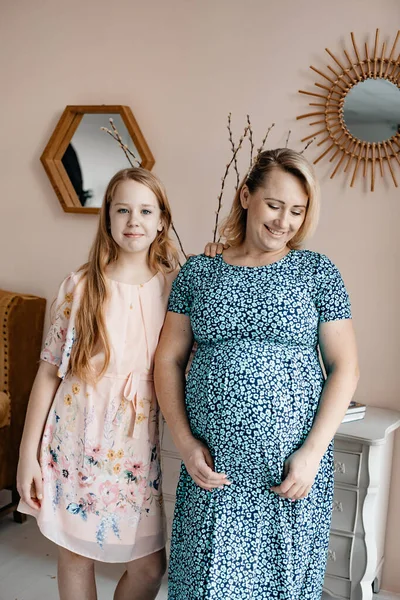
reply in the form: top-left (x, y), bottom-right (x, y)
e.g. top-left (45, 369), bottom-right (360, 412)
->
top-left (106, 271), bottom-right (160, 287)
top-left (219, 249), bottom-right (295, 269)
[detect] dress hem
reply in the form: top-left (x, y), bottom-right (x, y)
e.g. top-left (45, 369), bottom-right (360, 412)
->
top-left (38, 521), bottom-right (167, 563)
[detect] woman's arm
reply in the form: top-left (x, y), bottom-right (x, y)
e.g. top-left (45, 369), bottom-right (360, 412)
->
top-left (154, 312), bottom-right (231, 491)
top-left (17, 361), bottom-right (61, 509)
top-left (302, 319), bottom-right (359, 455)
top-left (271, 319), bottom-right (359, 500)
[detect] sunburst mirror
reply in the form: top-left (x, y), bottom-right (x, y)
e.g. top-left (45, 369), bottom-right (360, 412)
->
top-left (297, 29), bottom-right (400, 190)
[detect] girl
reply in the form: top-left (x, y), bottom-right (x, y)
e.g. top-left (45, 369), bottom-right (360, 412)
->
top-left (17, 167), bottom-right (216, 600)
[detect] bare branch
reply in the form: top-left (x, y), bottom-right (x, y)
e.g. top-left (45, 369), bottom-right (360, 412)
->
top-left (247, 114), bottom-right (254, 167)
top-left (100, 118), bottom-right (141, 167)
top-left (256, 122), bottom-right (275, 156)
top-left (227, 113), bottom-right (241, 191)
top-left (285, 130), bottom-right (291, 148)
top-left (213, 125), bottom-right (250, 242)
top-left (300, 136), bottom-right (317, 154)
top-left (109, 118), bottom-right (141, 166)
top-left (171, 223), bottom-right (187, 260)
top-left (101, 127), bottom-right (137, 167)
top-left (102, 120), bottom-right (188, 259)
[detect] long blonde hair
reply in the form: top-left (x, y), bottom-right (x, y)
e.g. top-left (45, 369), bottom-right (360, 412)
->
top-left (69, 168), bottom-right (179, 383)
top-left (221, 148), bottom-right (320, 249)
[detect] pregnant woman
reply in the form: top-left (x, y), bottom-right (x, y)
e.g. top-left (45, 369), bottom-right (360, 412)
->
top-left (154, 148), bottom-right (359, 600)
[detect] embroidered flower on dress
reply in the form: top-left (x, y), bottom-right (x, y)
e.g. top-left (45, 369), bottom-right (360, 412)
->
top-left (85, 444), bottom-right (104, 461)
top-left (44, 454), bottom-right (60, 480)
top-left (77, 468), bottom-right (96, 487)
top-left (135, 413), bottom-right (147, 424)
top-left (107, 449), bottom-right (116, 461)
top-left (64, 394), bottom-right (72, 406)
top-left (116, 449), bottom-right (124, 459)
top-left (72, 383), bottom-right (80, 395)
top-left (63, 307), bottom-right (71, 319)
top-left (113, 463), bottom-right (121, 475)
top-left (65, 293), bottom-right (73, 303)
top-left (99, 481), bottom-right (119, 506)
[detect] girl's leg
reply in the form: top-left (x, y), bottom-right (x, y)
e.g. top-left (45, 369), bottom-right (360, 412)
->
top-left (114, 548), bottom-right (166, 600)
top-left (58, 546), bottom-right (97, 600)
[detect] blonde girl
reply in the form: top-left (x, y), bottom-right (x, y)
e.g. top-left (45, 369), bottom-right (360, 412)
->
top-left (17, 167), bottom-right (188, 600)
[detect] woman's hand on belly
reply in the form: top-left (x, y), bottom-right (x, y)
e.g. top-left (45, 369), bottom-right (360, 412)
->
top-left (180, 437), bottom-right (231, 492)
top-left (270, 446), bottom-right (321, 501)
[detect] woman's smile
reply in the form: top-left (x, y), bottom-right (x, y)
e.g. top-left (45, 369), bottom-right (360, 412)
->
top-left (264, 225), bottom-right (286, 237)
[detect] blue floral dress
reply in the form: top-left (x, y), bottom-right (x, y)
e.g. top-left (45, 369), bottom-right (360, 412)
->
top-left (167, 250), bottom-right (351, 600)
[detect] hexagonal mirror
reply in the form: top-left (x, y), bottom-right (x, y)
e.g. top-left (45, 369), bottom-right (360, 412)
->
top-left (41, 105), bottom-right (155, 213)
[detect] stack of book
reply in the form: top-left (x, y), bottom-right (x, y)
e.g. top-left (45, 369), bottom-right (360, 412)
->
top-left (342, 401), bottom-right (367, 423)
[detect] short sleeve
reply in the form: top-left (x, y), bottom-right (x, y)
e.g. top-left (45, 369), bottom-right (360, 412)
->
top-left (315, 255), bottom-right (352, 323)
top-left (40, 274), bottom-right (76, 367)
top-left (167, 258), bottom-right (194, 315)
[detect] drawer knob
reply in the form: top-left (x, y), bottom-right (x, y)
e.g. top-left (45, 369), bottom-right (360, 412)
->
top-left (328, 549), bottom-right (337, 562)
top-left (334, 461), bottom-right (346, 474)
top-left (333, 501), bottom-right (344, 512)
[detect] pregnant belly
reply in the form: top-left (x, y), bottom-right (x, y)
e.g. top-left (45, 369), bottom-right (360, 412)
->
top-left (185, 340), bottom-right (323, 480)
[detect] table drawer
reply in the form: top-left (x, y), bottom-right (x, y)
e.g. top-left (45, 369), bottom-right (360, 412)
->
top-left (333, 451), bottom-right (361, 487)
top-left (325, 533), bottom-right (353, 579)
top-left (161, 456), bottom-right (182, 497)
top-left (323, 574), bottom-right (351, 599)
top-left (331, 487), bottom-right (358, 533)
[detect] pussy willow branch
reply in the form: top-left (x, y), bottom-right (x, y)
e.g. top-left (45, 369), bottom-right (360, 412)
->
top-left (171, 223), bottom-right (187, 260)
top-left (213, 125), bottom-right (250, 243)
top-left (300, 137), bottom-right (316, 154)
top-left (110, 118), bottom-right (141, 166)
top-left (227, 113), bottom-right (241, 191)
top-left (256, 122), bottom-right (275, 156)
top-left (100, 127), bottom-right (139, 167)
top-left (102, 120), bottom-right (187, 259)
top-left (247, 114), bottom-right (254, 167)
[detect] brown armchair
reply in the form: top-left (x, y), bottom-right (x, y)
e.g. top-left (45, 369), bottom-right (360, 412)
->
top-left (0, 289), bottom-right (46, 521)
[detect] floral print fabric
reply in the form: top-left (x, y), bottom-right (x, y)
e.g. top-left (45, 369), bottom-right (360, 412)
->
top-left (19, 271), bottom-right (175, 563)
top-left (167, 251), bottom-right (351, 600)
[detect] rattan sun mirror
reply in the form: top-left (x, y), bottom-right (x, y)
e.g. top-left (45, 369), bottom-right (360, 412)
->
top-left (298, 30), bottom-right (400, 190)
top-left (41, 105), bottom-right (155, 213)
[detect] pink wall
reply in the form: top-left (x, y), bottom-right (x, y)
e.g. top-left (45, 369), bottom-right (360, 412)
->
top-left (1, 0), bottom-right (399, 590)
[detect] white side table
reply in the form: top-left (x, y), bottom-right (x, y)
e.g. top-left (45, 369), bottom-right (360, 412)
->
top-left (324, 407), bottom-right (400, 600)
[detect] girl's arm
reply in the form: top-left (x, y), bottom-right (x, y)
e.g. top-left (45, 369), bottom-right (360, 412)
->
top-left (271, 318), bottom-right (359, 500)
top-left (17, 361), bottom-right (61, 509)
top-left (154, 312), bottom-right (231, 491)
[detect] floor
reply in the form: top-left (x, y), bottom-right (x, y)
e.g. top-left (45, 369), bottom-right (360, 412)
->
top-left (0, 505), bottom-right (398, 600)
top-left (0, 511), bottom-right (168, 600)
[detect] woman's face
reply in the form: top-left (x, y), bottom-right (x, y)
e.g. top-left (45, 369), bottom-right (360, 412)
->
top-left (240, 168), bottom-right (308, 253)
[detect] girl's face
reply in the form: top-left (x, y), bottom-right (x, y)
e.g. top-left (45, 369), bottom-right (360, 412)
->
top-left (109, 179), bottom-right (163, 256)
top-left (240, 168), bottom-right (308, 253)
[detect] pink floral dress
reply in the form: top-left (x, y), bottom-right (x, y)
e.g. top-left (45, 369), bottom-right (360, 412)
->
top-left (19, 270), bottom-right (175, 563)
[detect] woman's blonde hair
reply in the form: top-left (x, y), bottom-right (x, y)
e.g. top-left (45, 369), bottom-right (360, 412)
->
top-left (220, 148), bottom-right (320, 249)
top-left (69, 167), bottom-right (179, 383)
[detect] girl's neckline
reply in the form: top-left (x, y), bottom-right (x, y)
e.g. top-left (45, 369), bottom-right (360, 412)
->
top-left (219, 249), bottom-right (295, 270)
top-left (106, 271), bottom-right (160, 287)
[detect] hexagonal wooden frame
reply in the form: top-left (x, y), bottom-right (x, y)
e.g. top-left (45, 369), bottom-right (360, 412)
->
top-left (41, 105), bottom-right (155, 213)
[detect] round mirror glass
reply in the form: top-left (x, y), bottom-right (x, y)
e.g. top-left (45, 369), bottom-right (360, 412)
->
top-left (62, 114), bottom-right (141, 208)
top-left (343, 78), bottom-right (400, 143)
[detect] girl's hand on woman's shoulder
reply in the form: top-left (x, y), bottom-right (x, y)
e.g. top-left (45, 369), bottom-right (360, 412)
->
top-left (270, 446), bottom-right (321, 501)
top-left (203, 242), bottom-right (228, 257)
